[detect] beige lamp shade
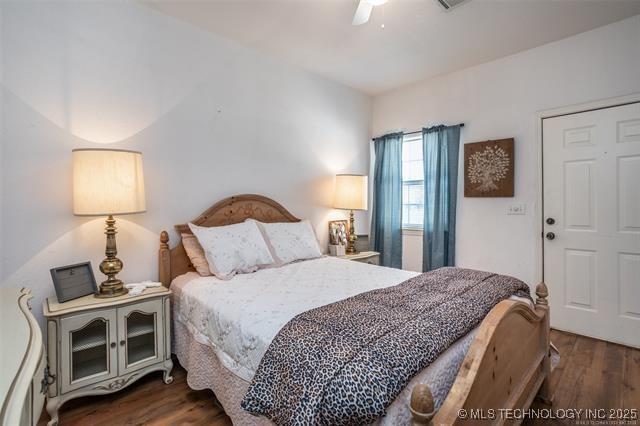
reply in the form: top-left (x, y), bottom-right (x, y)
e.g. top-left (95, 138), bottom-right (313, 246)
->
top-left (334, 174), bottom-right (368, 210)
top-left (73, 149), bottom-right (146, 216)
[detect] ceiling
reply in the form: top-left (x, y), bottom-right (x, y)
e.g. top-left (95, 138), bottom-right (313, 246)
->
top-left (144, 0), bottom-right (640, 95)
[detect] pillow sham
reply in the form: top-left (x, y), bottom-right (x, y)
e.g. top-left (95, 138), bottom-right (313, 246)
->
top-left (181, 233), bottom-right (212, 277)
top-left (188, 221), bottom-right (275, 280)
top-left (248, 219), bottom-right (322, 266)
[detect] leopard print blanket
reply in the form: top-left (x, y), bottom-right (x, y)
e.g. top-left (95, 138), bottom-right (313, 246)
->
top-left (241, 267), bottom-right (530, 425)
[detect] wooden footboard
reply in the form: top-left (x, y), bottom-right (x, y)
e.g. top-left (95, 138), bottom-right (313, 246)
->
top-left (410, 283), bottom-right (551, 426)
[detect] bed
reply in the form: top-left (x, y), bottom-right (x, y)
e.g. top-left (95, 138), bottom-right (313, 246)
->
top-left (158, 194), bottom-right (553, 425)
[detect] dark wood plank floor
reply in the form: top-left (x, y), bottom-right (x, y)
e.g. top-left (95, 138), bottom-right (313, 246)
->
top-left (524, 330), bottom-right (639, 425)
top-left (37, 365), bottom-right (231, 426)
top-left (39, 330), bottom-right (639, 426)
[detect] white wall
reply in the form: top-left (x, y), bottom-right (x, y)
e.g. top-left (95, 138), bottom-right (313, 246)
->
top-left (373, 15), bottom-right (640, 285)
top-left (0, 1), bottom-right (371, 327)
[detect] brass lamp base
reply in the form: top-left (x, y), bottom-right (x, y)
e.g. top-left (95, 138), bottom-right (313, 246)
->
top-left (346, 209), bottom-right (358, 255)
top-left (95, 215), bottom-right (128, 298)
top-left (95, 278), bottom-right (128, 298)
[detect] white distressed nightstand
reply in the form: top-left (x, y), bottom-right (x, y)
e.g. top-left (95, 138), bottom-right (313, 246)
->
top-left (339, 251), bottom-right (380, 265)
top-left (42, 286), bottom-right (172, 426)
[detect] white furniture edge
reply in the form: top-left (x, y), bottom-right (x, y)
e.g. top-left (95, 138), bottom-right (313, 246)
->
top-left (1, 288), bottom-right (44, 426)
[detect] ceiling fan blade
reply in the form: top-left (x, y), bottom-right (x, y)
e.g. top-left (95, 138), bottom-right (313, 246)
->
top-left (352, 0), bottom-right (373, 25)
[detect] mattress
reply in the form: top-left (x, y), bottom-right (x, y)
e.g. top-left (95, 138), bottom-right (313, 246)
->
top-left (171, 257), bottom-right (534, 425)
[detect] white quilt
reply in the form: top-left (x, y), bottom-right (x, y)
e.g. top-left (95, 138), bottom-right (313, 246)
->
top-left (171, 256), bottom-right (418, 382)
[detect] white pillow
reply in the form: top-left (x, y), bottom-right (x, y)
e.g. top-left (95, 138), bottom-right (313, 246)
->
top-left (248, 219), bottom-right (322, 266)
top-left (188, 221), bottom-right (275, 280)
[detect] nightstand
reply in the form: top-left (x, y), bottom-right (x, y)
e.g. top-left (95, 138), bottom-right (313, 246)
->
top-left (42, 286), bottom-right (173, 426)
top-left (339, 251), bottom-right (380, 265)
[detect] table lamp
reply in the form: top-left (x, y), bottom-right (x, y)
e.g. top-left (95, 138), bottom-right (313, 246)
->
top-left (334, 174), bottom-right (368, 254)
top-left (72, 148), bottom-right (146, 298)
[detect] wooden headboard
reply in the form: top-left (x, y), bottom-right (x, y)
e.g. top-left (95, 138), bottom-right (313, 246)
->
top-left (158, 194), bottom-right (300, 286)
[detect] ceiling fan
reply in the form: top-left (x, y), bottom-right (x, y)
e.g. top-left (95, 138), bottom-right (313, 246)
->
top-left (352, 0), bottom-right (387, 26)
top-left (352, 0), bottom-right (470, 26)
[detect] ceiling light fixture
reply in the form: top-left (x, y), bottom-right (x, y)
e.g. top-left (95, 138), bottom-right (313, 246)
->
top-left (352, 0), bottom-right (389, 26)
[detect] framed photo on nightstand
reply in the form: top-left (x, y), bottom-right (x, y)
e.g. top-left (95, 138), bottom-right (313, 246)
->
top-left (328, 220), bottom-right (349, 246)
top-left (50, 261), bottom-right (98, 303)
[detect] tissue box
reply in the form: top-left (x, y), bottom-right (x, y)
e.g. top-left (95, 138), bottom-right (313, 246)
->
top-left (329, 244), bottom-right (346, 256)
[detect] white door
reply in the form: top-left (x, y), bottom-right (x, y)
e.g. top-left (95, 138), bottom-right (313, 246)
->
top-left (543, 102), bottom-right (640, 348)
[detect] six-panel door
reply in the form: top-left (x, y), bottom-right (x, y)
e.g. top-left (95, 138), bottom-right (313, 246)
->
top-left (543, 102), bottom-right (640, 348)
top-left (117, 299), bottom-right (165, 375)
top-left (60, 309), bottom-right (118, 393)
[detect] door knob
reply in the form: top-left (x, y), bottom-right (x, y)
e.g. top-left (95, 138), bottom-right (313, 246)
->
top-left (545, 232), bottom-right (555, 240)
top-left (546, 217), bottom-right (555, 225)
top-left (120, 340), bottom-right (126, 346)
top-left (110, 342), bottom-right (116, 348)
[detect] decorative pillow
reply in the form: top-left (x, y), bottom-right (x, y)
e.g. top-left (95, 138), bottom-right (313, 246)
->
top-left (248, 219), bottom-right (322, 266)
top-left (181, 233), bottom-right (212, 277)
top-left (188, 221), bottom-right (275, 280)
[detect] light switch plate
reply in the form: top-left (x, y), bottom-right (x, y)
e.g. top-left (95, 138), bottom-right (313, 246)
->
top-left (507, 203), bottom-right (526, 215)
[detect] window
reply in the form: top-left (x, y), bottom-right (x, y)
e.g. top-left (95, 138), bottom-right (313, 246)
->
top-left (402, 135), bottom-right (424, 228)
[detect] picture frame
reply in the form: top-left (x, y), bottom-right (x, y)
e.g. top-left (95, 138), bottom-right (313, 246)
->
top-left (464, 138), bottom-right (515, 197)
top-left (50, 261), bottom-right (98, 303)
top-left (328, 220), bottom-right (349, 246)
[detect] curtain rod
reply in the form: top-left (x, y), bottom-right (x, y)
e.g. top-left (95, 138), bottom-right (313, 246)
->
top-left (401, 123), bottom-right (464, 137)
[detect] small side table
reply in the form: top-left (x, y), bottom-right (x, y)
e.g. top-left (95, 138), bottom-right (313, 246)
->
top-left (43, 286), bottom-right (173, 426)
top-left (339, 251), bottom-right (380, 265)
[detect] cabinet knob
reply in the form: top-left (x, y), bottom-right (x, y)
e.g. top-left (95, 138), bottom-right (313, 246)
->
top-left (545, 232), bottom-right (556, 240)
top-left (120, 340), bottom-right (126, 346)
top-left (110, 342), bottom-right (116, 348)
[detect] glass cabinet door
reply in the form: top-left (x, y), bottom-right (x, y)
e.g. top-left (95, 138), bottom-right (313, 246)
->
top-left (118, 299), bottom-right (164, 374)
top-left (60, 309), bottom-right (118, 393)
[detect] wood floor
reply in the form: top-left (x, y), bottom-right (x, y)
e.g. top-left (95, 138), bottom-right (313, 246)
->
top-left (38, 330), bottom-right (639, 426)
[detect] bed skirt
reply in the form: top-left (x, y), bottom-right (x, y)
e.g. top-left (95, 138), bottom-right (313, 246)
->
top-left (173, 320), bottom-right (270, 426)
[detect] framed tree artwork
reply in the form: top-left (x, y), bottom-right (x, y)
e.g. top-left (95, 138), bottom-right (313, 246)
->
top-left (464, 138), bottom-right (514, 197)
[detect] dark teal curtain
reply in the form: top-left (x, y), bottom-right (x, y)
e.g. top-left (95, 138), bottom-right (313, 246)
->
top-left (371, 132), bottom-right (403, 268)
top-left (422, 125), bottom-right (461, 271)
